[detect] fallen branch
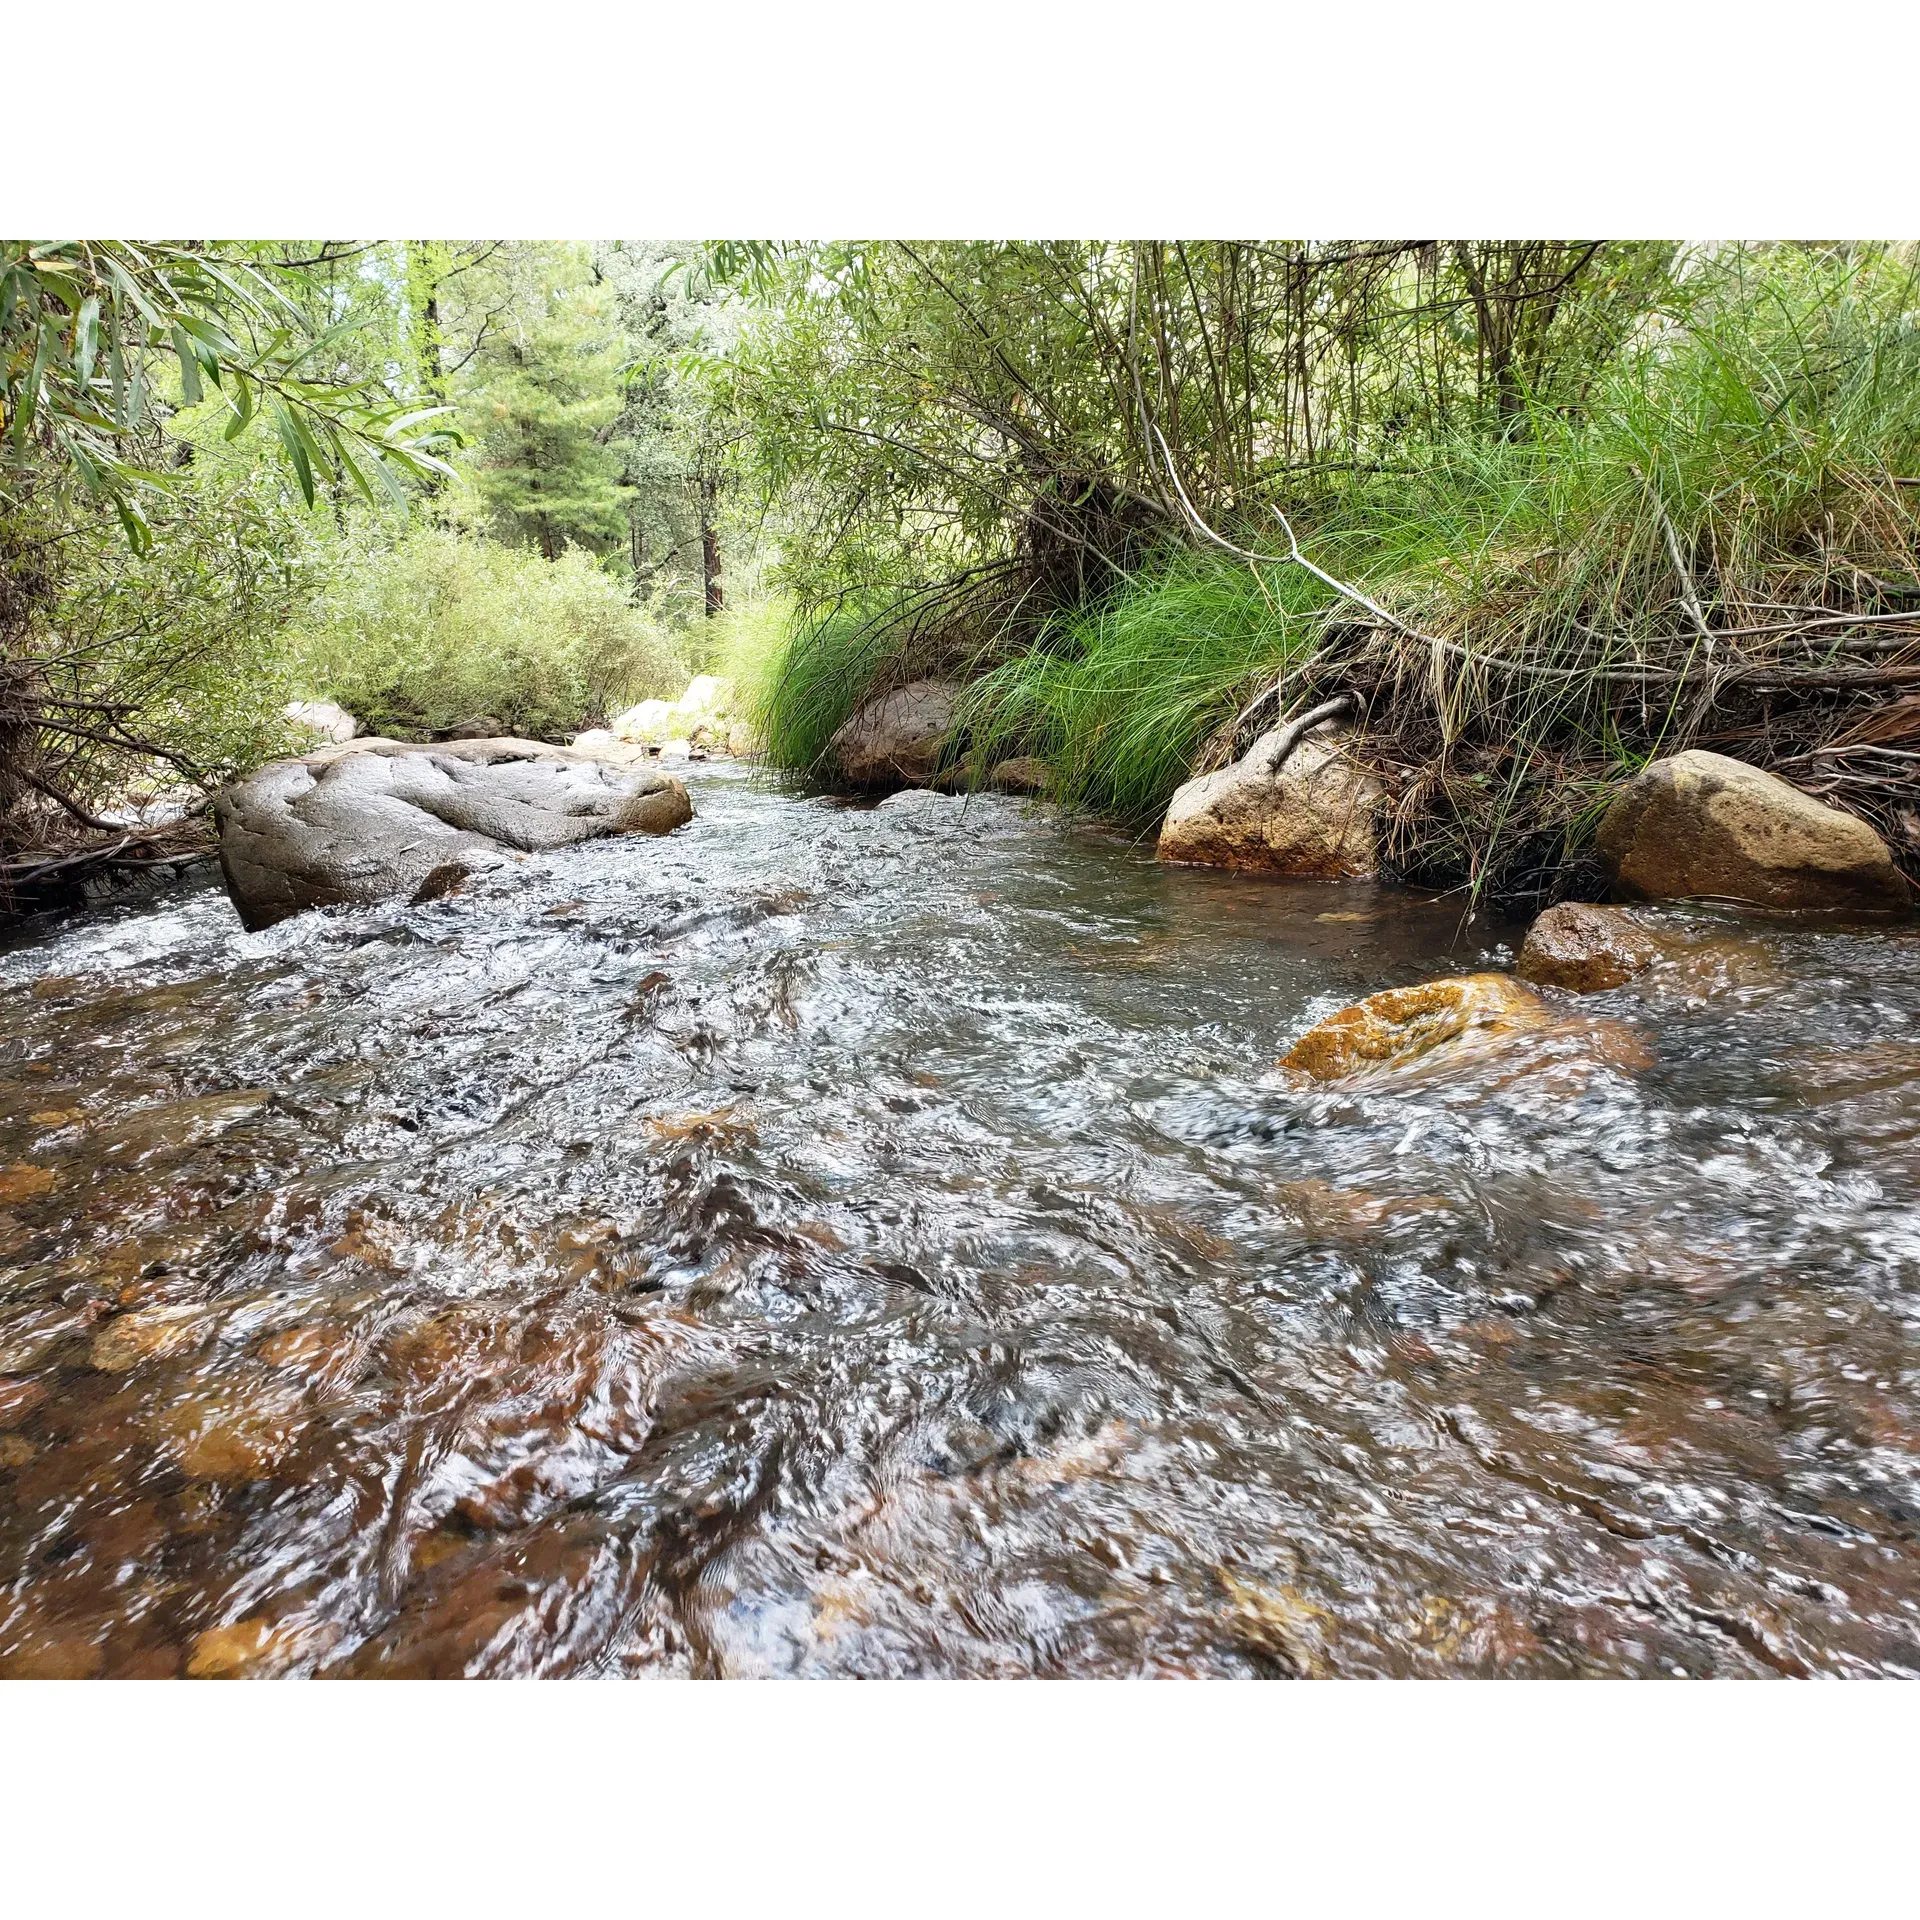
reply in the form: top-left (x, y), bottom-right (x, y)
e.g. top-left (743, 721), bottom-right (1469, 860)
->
top-left (1260, 695), bottom-right (1357, 774)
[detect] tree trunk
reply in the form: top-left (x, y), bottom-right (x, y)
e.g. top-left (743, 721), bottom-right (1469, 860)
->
top-left (700, 477), bottom-right (723, 616)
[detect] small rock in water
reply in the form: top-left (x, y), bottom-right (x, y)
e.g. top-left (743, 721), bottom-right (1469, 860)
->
top-left (876, 787), bottom-right (963, 813)
top-left (0, 1636), bottom-right (106, 1680)
top-left (0, 1164), bottom-right (56, 1204)
top-left (1158, 732), bottom-right (1380, 879)
top-left (89, 1308), bottom-right (209, 1373)
top-left (0, 1378), bottom-right (47, 1429)
top-left (1517, 902), bottom-right (1661, 992)
top-left (185, 1618), bottom-right (305, 1678)
top-left (1281, 973), bottom-right (1548, 1080)
top-left (410, 861), bottom-right (473, 905)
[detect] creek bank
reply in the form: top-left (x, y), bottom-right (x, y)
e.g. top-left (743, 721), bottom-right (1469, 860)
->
top-left (213, 736), bottom-right (692, 931)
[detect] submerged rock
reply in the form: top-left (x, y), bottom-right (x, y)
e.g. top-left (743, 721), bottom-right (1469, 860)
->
top-left (1597, 750), bottom-right (1910, 914)
top-left (1281, 973), bottom-right (1548, 1080)
top-left (214, 737), bottom-right (692, 931)
top-left (1517, 902), bottom-right (1662, 993)
top-left (829, 680), bottom-right (959, 791)
top-left (1158, 732), bottom-right (1380, 879)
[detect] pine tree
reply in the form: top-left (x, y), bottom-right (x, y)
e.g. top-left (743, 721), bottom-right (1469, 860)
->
top-left (460, 248), bottom-right (629, 560)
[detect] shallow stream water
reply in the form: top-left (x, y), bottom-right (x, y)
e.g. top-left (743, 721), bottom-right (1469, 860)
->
top-left (2, 764), bottom-right (1918, 1676)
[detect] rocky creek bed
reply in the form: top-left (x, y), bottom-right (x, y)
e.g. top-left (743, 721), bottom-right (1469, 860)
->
top-left (1, 761), bottom-right (1918, 1676)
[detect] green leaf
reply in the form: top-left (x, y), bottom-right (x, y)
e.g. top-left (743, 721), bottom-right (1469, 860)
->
top-left (74, 296), bottom-right (100, 386)
top-left (103, 257), bottom-right (165, 332)
top-left (113, 492), bottom-right (153, 554)
top-left (11, 322), bottom-right (54, 448)
top-left (108, 320), bottom-right (126, 422)
top-left (271, 400), bottom-right (315, 505)
top-left (334, 437), bottom-right (380, 510)
top-left (222, 370), bottom-right (255, 440)
top-left (383, 405), bottom-right (455, 438)
top-left (172, 326), bottom-right (203, 405)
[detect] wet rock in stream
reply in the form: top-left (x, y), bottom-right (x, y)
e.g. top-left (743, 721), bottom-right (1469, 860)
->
top-left (214, 735), bottom-right (693, 931)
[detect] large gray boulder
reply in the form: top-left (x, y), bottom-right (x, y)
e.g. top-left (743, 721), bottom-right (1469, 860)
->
top-left (1157, 730), bottom-right (1380, 879)
top-left (1598, 750), bottom-right (1909, 914)
top-left (828, 680), bottom-right (958, 790)
top-left (215, 737), bottom-right (692, 930)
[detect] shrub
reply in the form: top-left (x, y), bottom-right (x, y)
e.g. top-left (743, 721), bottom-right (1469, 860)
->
top-left (290, 525), bottom-right (690, 741)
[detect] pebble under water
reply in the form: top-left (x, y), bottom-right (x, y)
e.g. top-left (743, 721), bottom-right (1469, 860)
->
top-left (2, 762), bottom-right (1919, 1678)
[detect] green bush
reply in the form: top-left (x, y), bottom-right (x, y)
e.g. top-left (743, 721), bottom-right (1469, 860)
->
top-left (290, 526), bottom-right (690, 741)
top-left (8, 463), bottom-right (320, 811)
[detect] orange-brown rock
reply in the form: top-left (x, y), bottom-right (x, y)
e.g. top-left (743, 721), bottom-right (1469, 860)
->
top-left (0, 1163), bottom-right (56, 1204)
top-left (0, 1378), bottom-right (46, 1430)
top-left (0, 1635), bottom-right (106, 1679)
top-left (89, 1307), bottom-right (210, 1373)
top-left (1517, 902), bottom-right (1662, 992)
top-left (1280, 973), bottom-right (1549, 1080)
top-left (185, 1618), bottom-right (307, 1678)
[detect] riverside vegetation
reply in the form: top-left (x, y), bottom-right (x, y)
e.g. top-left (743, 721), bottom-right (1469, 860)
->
top-left (5, 241), bottom-right (1918, 909)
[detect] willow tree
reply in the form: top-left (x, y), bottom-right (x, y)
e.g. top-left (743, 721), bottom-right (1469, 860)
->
top-left (0, 239), bottom-right (453, 861)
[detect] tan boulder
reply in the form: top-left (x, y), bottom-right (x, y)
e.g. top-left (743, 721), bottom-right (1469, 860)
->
top-left (1517, 903), bottom-right (1662, 992)
top-left (1281, 973), bottom-right (1548, 1080)
top-left (1158, 732), bottom-right (1379, 878)
top-left (610, 698), bottom-right (674, 743)
top-left (1597, 750), bottom-right (1909, 913)
top-left (829, 680), bottom-right (958, 790)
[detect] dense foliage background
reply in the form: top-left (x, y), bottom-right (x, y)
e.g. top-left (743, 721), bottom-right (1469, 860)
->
top-left (4, 237), bottom-right (1916, 904)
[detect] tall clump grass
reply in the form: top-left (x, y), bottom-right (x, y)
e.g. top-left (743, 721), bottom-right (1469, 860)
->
top-left (957, 555), bottom-right (1329, 823)
top-left (1307, 250), bottom-right (1920, 889)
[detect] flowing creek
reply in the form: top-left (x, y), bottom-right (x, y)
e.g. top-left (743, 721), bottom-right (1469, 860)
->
top-left (2, 762), bottom-right (1918, 1677)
